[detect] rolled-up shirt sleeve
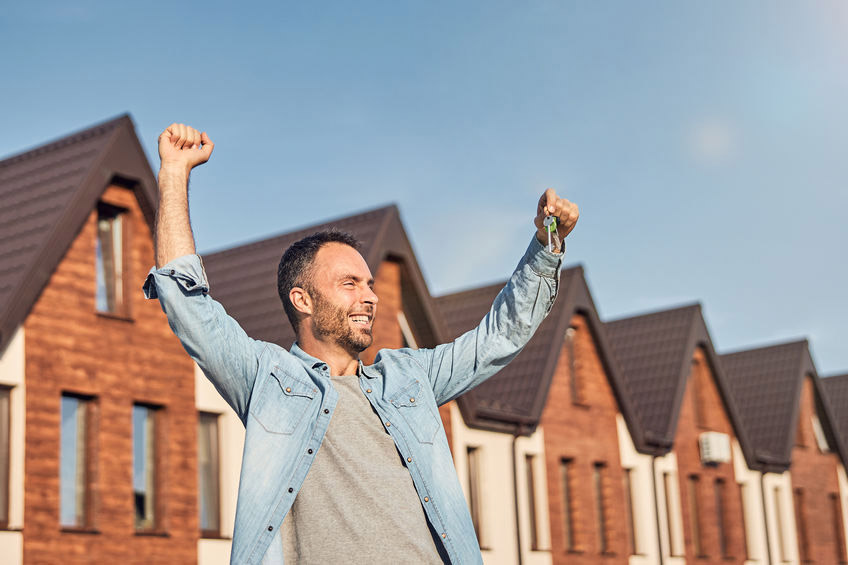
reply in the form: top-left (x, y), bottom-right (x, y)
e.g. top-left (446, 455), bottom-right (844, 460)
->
top-left (144, 255), bottom-right (264, 423)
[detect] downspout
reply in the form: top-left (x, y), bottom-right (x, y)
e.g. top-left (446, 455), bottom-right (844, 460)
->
top-left (652, 455), bottom-right (665, 565)
top-left (512, 426), bottom-right (524, 565)
top-left (760, 472), bottom-right (773, 565)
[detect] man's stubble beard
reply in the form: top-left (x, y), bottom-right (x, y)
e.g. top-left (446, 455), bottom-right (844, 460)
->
top-left (309, 287), bottom-right (374, 353)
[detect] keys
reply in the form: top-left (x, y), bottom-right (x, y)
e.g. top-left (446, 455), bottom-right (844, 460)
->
top-left (543, 216), bottom-right (557, 252)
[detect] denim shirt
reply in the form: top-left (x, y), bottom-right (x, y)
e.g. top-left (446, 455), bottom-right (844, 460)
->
top-left (143, 236), bottom-right (562, 565)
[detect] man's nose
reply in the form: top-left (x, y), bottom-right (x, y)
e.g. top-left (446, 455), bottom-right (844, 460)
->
top-left (364, 286), bottom-right (378, 305)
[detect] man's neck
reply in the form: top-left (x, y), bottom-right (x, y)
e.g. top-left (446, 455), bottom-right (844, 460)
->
top-left (296, 334), bottom-right (360, 376)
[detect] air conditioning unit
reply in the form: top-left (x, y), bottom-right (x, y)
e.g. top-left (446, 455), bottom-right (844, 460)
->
top-left (699, 432), bottom-right (731, 465)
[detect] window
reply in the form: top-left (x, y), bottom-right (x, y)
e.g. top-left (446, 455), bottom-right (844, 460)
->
top-left (794, 488), bottom-right (810, 562)
top-left (560, 459), bottom-right (575, 550)
top-left (624, 468), bottom-right (639, 555)
top-left (60, 394), bottom-right (93, 528)
top-left (466, 446), bottom-right (483, 545)
top-left (525, 455), bottom-right (540, 550)
top-left (133, 404), bottom-right (159, 530)
top-left (715, 479), bottom-right (729, 558)
top-left (0, 387), bottom-right (9, 527)
top-left (831, 493), bottom-right (847, 564)
top-left (593, 463), bottom-right (608, 553)
top-left (687, 475), bottom-right (704, 556)
top-left (664, 472), bottom-right (684, 557)
top-left (198, 412), bottom-right (221, 535)
top-left (96, 203), bottom-right (126, 314)
top-left (739, 482), bottom-right (752, 561)
top-left (774, 486), bottom-right (788, 563)
top-left (565, 327), bottom-right (581, 404)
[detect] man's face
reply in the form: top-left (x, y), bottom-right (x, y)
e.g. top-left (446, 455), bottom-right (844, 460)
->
top-left (306, 242), bottom-right (378, 353)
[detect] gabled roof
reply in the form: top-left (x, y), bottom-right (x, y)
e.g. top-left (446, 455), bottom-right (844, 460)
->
top-left (202, 205), bottom-right (446, 351)
top-left (437, 266), bottom-right (645, 445)
top-left (821, 374), bottom-right (848, 470)
top-left (721, 341), bottom-right (846, 472)
top-left (0, 114), bottom-right (158, 354)
top-left (605, 304), bottom-right (754, 460)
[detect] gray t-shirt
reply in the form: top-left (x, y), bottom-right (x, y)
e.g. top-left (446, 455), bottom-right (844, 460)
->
top-left (278, 373), bottom-right (443, 564)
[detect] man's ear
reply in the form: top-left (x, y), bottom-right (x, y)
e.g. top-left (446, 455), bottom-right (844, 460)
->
top-left (290, 287), bottom-right (313, 316)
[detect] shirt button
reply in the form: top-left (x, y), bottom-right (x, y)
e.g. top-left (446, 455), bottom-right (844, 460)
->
top-left (385, 421), bottom-right (391, 427)
top-left (424, 497), bottom-right (429, 502)
top-left (324, 408), bottom-right (329, 414)
top-left (441, 533), bottom-right (447, 539)
top-left (288, 487), bottom-right (293, 493)
top-left (410, 398), bottom-right (415, 403)
top-left (169, 269), bottom-right (175, 275)
top-left (268, 526), bottom-right (273, 531)
top-left (407, 457), bottom-right (412, 463)
top-left (366, 389), bottom-right (372, 393)
top-left (285, 387), bottom-right (291, 393)
top-left (308, 449), bottom-right (313, 454)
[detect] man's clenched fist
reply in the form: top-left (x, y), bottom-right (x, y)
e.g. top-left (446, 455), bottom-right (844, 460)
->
top-left (158, 123), bottom-right (214, 174)
top-left (534, 188), bottom-right (579, 253)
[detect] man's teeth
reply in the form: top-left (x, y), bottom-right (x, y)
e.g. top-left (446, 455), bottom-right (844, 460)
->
top-left (351, 316), bottom-right (370, 324)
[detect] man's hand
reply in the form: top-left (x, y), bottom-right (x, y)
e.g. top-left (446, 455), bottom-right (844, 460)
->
top-left (534, 188), bottom-right (579, 253)
top-left (158, 123), bottom-right (214, 175)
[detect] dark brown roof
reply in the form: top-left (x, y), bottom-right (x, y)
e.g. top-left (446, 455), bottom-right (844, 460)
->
top-left (821, 374), bottom-right (848, 470)
top-left (202, 205), bottom-right (446, 351)
top-left (0, 115), bottom-right (158, 353)
top-left (437, 266), bottom-right (645, 446)
top-left (605, 304), bottom-right (754, 460)
top-left (721, 340), bottom-right (845, 472)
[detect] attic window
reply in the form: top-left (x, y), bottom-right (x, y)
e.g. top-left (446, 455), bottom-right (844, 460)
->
top-left (96, 203), bottom-right (126, 314)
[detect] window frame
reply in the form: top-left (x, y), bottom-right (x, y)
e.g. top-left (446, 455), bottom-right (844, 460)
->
top-left (95, 201), bottom-right (132, 319)
top-left (0, 386), bottom-right (10, 529)
top-left (133, 403), bottom-right (164, 533)
top-left (560, 458), bottom-right (575, 551)
top-left (466, 446), bottom-right (485, 548)
top-left (198, 411), bottom-right (222, 538)
top-left (59, 393), bottom-right (97, 531)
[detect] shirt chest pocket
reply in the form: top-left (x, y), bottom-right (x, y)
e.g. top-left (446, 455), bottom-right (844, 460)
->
top-left (251, 367), bottom-right (317, 435)
top-left (390, 380), bottom-right (439, 444)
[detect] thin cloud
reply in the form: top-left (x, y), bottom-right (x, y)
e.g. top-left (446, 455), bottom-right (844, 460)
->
top-left (687, 117), bottom-right (739, 166)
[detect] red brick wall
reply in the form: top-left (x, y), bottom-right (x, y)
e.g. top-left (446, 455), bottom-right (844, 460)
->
top-left (541, 314), bottom-right (629, 565)
top-left (23, 186), bottom-right (198, 564)
top-left (790, 376), bottom-right (845, 564)
top-left (362, 260), bottom-right (404, 363)
top-left (672, 347), bottom-right (746, 564)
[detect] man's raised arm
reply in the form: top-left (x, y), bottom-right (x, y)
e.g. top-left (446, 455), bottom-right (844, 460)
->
top-left (144, 124), bottom-right (264, 423)
top-left (155, 123), bottom-right (214, 267)
top-left (407, 188), bottom-right (579, 405)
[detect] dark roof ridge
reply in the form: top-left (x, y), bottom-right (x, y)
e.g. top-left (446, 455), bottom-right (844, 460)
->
top-left (720, 337), bottom-right (809, 358)
top-left (0, 114), bottom-right (130, 166)
top-left (202, 203), bottom-right (398, 257)
top-left (437, 264), bottom-right (584, 300)
top-left (606, 300), bottom-right (701, 325)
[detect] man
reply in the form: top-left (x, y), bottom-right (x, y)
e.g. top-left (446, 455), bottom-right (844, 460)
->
top-left (144, 123), bottom-right (579, 564)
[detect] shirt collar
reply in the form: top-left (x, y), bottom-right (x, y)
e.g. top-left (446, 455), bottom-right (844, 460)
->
top-left (289, 342), bottom-right (378, 379)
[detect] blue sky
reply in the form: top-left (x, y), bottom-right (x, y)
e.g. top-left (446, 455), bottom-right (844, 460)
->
top-left (2, 1), bottom-right (846, 374)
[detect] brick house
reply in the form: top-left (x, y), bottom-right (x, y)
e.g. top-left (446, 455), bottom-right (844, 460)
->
top-left (723, 341), bottom-right (848, 564)
top-left (0, 116), bottom-right (199, 563)
top-left (437, 266), bottom-right (645, 565)
top-left (605, 304), bottom-right (754, 565)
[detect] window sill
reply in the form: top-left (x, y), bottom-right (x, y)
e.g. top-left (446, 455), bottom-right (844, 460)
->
top-left (571, 401), bottom-right (591, 410)
top-left (96, 311), bottom-right (134, 323)
top-left (200, 532), bottom-right (232, 540)
top-left (0, 526), bottom-right (23, 532)
top-left (60, 527), bottom-right (101, 535)
top-left (135, 529), bottom-right (170, 537)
